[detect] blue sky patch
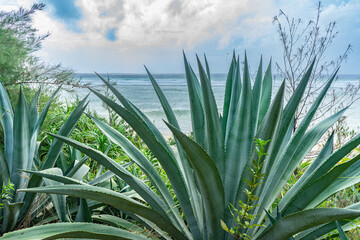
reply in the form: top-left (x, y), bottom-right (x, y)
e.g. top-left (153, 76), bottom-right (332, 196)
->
top-left (44, 0), bottom-right (83, 32)
top-left (106, 28), bottom-right (117, 41)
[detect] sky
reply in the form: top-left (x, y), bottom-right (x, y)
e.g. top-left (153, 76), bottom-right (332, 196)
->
top-left (1, 0), bottom-right (360, 74)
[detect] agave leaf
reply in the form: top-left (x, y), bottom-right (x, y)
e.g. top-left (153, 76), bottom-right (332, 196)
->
top-left (144, 68), bottom-right (203, 234)
top-left (271, 70), bottom-right (339, 182)
top-left (11, 87), bottom-right (30, 201)
top-left (0, 81), bottom-right (14, 165)
top-left (19, 185), bottom-right (187, 240)
top-left (70, 145), bottom-right (82, 161)
top-left (251, 56), bottom-right (263, 132)
top-left (144, 67), bottom-right (180, 129)
top-left (294, 202), bottom-right (360, 240)
top-left (257, 208), bottom-right (360, 240)
top-left (34, 199), bottom-right (104, 226)
top-left (282, 154), bottom-right (360, 216)
top-left (128, 213), bottom-right (173, 240)
top-left (41, 168), bottom-right (70, 222)
top-left (89, 170), bottom-right (117, 186)
top-left (258, 59), bottom-right (272, 126)
top-left (196, 55), bottom-right (224, 180)
top-left (31, 86), bottom-right (61, 137)
top-left (95, 144), bottom-right (111, 179)
top-left (1, 222), bottom-right (149, 240)
top-left (225, 53), bottom-right (253, 207)
top-left (144, 67), bottom-right (189, 171)
top-left (87, 114), bottom-right (188, 234)
top-left (28, 89), bottom-right (41, 172)
top-left (20, 96), bottom-right (89, 219)
top-left (56, 152), bottom-right (69, 174)
top-left (22, 168), bottom-right (86, 185)
top-left (67, 158), bottom-right (90, 180)
top-left (88, 88), bottom-right (200, 238)
top-left (254, 81), bottom-right (285, 174)
top-left (0, 201), bottom-right (24, 234)
top-left (93, 214), bottom-right (154, 237)
top-left (306, 154), bottom-right (360, 209)
top-left (243, 82), bottom-right (285, 219)
top-left (28, 88), bottom-right (41, 135)
top-left (29, 87), bottom-right (61, 172)
top-left (47, 133), bottom-right (179, 226)
top-left (75, 198), bottom-right (92, 222)
top-left (0, 150), bottom-right (10, 184)
top-left (255, 60), bottom-right (321, 217)
top-left (166, 122), bottom-right (224, 240)
top-left (222, 55), bottom-right (236, 134)
top-left (265, 209), bottom-right (277, 225)
top-left (224, 57), bottom-right (241, 142)
top-left (262, 59), bottom-right (315, 175)
top-left (43, 95), bottom-right (89, 170)
top-left (336, 221), bottom-right (349, 240)
top-left (204, 54), bottom-right (211, 81)
top-left (275, 116), bottom-right (295, 168)
top-left (276, 109), bottom-right (346, 197)
top-left (93, 75), bottom-right (178, 167)
top-left (95, 73), bottom-right (171, 152)
top-left (256, 107), bottom-right (347, 229)
top-left (296, 70), bottom-right (338, 134)
top-left (297, 132), bottom-right (360, 194)
top-left (279, 133), bottom-right (334, 208)
top-left (183, 53), bottom-right (205, 147)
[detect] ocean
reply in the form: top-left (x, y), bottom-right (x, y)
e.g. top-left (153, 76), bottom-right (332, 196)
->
top-left (60, 73), bottom-right (360, 136)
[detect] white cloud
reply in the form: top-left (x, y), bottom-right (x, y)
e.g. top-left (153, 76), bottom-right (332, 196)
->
top-left (34, 0), bottom-right (264, 51)
top-left (1, 0), bottom-right (358, 73)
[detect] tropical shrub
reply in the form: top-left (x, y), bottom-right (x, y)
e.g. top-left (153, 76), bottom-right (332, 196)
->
top-left (0, 82), bottom-right (89, 233)
top-left (5, 53), bottom-right (360, 240)
top-left (41, 100), bottom-right (151, 170)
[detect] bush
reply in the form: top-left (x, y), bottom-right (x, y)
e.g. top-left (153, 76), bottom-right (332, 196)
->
top-left (4, 53), bottom-right (360, 240)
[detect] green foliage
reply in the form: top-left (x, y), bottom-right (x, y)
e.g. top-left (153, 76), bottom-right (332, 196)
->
top-left (274, 2), bottom-right (359, 133)
top-left (222, 139), bottom-right (269, 239)
top-left (0, 82), bottom-right (90, 233)
top-left (13, 53), bottom-right (360, 240)
top-left (336, 220), bottom-right (349, 240)
top-left (0, 28), bottom-right (27, 85)
top-left (1, 222), bottom-right (151, 240)
top-left (41, 99), bottom-right (162, 181)
top-left (0, 3), bottom-right (76, 107)
top-left (0, 180), bottom-right (14, 209)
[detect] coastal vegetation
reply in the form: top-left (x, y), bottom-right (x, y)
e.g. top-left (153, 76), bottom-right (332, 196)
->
top-left (274, 2), bottom-right (360, 133)
top-left (1, 53), bottom-right (360, 239)
top-left (0, 2), bottom-right (360, 240)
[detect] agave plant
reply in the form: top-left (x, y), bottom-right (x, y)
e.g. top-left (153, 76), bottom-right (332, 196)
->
top-left (20, 148), bottom-right (137, 226)
top-left (5, 52), bottom-right (360, 240)
top-left (0, 83), bottom-right (90, 233)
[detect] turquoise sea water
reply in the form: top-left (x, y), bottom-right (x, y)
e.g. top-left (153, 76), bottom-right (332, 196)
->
top-left (60, 73), bottom-right (360, 136)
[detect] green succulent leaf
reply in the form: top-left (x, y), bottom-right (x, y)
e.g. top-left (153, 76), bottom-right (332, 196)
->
top-left (257, 208), bottom-right (360, 240)
top-left (19, 185), bottom-right (187, 240)
top-left (11, 87), bottom-right (30, 201)
top-left (183, 52), bottom-right (205, 147)
top-left (0, 81), bottom-right (14, 165)
top-left (336, 221), bottom-right (349, 240)
top-left (47, 133), bottom-right (175, 224)
top-left (41, 168), bottom-right (70, 222)
top-left (166, 121), bottom-right (224, 240)
top-left (87, 114), bottom-right (188, 235)
top-left (75, 198), bottom-right (92, 223)
top-left (0, 201), bottom-right (24, 234)
top-left (88, 87), bottom-right (200, 238)
top-left (1, 222), bottom-right (149, 240)
top-left (196, 55), bottom-right (225, 179)
top-left (20, 95), bottom-right (89, 220)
